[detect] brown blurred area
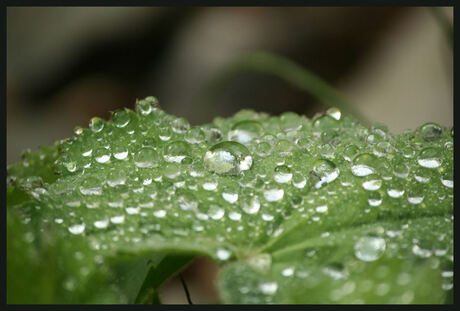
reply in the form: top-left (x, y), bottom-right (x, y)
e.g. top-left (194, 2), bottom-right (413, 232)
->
top-left (6, 7), bottom-right (453, 304)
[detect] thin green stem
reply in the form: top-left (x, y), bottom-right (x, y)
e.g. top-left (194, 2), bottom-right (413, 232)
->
top-left (199, 51), bottom-right (369, 125)
top-left (430, 7), bottom-right (453, 50)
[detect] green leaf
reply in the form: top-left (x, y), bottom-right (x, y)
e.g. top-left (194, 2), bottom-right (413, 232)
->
top-left (7, 97), bottom-right (453, 304)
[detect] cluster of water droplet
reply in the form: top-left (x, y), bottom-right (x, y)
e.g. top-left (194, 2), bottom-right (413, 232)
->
top-left (9, 97), bottom-right (452, 300)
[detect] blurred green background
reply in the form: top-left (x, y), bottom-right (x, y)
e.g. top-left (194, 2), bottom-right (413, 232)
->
top-left (6, 6), bottom-right (453, 303)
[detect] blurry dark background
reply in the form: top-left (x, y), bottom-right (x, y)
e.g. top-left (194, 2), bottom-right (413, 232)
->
top-left (6, 7), bottom-right (453, 303)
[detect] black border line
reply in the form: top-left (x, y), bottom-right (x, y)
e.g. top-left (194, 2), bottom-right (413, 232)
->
top-left (1, 0), bottom-right (456, 310)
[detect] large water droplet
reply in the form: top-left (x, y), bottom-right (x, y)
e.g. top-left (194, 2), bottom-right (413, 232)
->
top-left (326, 107), bottom-right (341, 120)
top-left (418, 122), bottom-right (443, 141)
top-left (362, 175), bottom-right (382, 191)
top-left (171, 117), bottom-right (190, 134)
top-left (309, 159), bottom-right (339, 189)
top-left (417, 147), bottom-right (442, 168)
top-left (204, 141), bottom-right (252, 175)
top-left (228, 120), bottom-right (264, 144)
top-left (354, 236), bottom-right (386, 262)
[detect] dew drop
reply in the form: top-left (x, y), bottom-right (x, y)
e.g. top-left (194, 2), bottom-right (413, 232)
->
top-left (242, 196), bottom-right (261, 214)
top-left (89, 117), bottom-right (104, 133)
top-left (228, 120), bottom-right (264, 144)
top-left (171, 117), bottom-right (190, 134)
top-left (441, 171), bottom-right (453, 188)
top-left (309, 159), bottom-right (339, 189)
top-left (93, 219), bottom-right (109, 229)
top-left (264, 182), bottom-right (284, 202)
top-left (354, 236), bottom-right (386, 262)
top-left (273, 165), bottom-right (292, 183)
top-left (185, 127), bottom-right (206, 144)
top-left (204, 141), bottom-right (252, 175)
top-left (134, 147), bottom-right (159, 168)
top-left (368, 192), bottom-right (382, 207)
top-left (112, 110), bottom-right (130, 128)
top-left (94, 147), bottom-right (111, 163)
top-left (351, 153), bottom-right (378, 177)
top-left (216, 247), bottom-right (232, 261)
top-left (326, 107), bottom-right (341, 120)
top-left (417, 147), bottom-right (442, 168)
top-left (163, 141), bottom-right (191, 163)
top-left (362, 176), bottom-right (382, 191)
top-left (418, 122), bottom-right (443, 141)
top-left (68, 223), bottom-right (85, 235)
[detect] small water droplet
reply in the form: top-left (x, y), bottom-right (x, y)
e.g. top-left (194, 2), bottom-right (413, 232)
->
top-left (273, 165), bottom-right (292, 183)
top-left (112, 110), bottom-right (130, 128)
top-left (163, 141), bottom-right (191, 163)
top-left (171, 117), bottom-right (190, 134)
top-left (94, 219), bottom-right (109, 229)
top-left (134, 147), bottom-right (159, 168)
top-left (362, 176), bottom-right (382, 191)
top-left (184, 127), bottom-right (206, 144)
top-left (68, 223), bottom-right (85, 235)
top-left (326, 107), bottom-right (341, 120)
top-left (89, 117), bottom-right (104, 132)
top-left (216, 247), bottom-right (232, 261)
top-left (441, 171), bottom-right (453, 188)
top-left (368, 192), bottom-right (382, 206)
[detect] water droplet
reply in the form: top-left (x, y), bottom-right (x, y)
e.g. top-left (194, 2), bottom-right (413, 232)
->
top-left (281, 266), bottom-right (295, 277)
top-left (228, 120), bottom-right (264, 144)
top-left (107, 169), bottom-right (127, 187)
top-left (204, 141), bottom-right (252, 175)
top-left (264, 182), bottom-right (284, 202)
top-left (222, 184), bottom-right (239, 203)
top-left (134, 147), bottom-right (159, 168)
top-left (185, 127), bottom-right (206, 144)
top-left (112, 145), bottom-right (129, 160)
top-left (202, 176), bottom-right (218, 191)
top-left (309, 159), bottom-right (339, 189)
top-left (316, 205), bottom-right (328, 213)
top-left (368, 192), bottom-right (382, 206)
top-left (413, 167), bottom-right (431, 183)
top-left (94, 219), bottom-right (109, 229)
top-left (228, 211), bottom-right (242, 221)
top-left (354, 236), bottom-right (386, 262)
top-left (136, 98), bottom-right (155, 115)
top-left (216, 247), bottom-right (232, 261)
top-left (407, 184), bottom-right (424, 204)
top-left (362, 176), bottom-right (382, 191)
top-left (412, 245), bottom-right (432, 258)
top-left (242, 196), bottom-right (260, 214)
top-left (351, 153), bottom-right (378, 177)
top-left (94, 147), bottom-right (111, 163)
top-left (110, 215), bottom-right (125, 224)
top-left (176, 190), bottom-right (198, 211)
top-left (392, 162), bottom-right (410, 178)
top-left (418, 122), bottom-right (443, 141)
top-left (153, 209), bottom-right (166, 218)
top-left (417, 147), bottom-right (442, 168)
top-left (292, 172), bottom-right (306, 189)
top-left (208, 205), bottom-right (225, 220)
top-left (387, 180), bottom-right (405, 198)
top-left (343, 144), bottom-right (359, 162)
top-left (441, 171), bottom-right (453, 188)
top-left (68, 223), bottom-right (85, 235)
top-left (163, 141), bottom-right (191, 163)
top-left (255, 141), bottom-right (272, 156)
top-left (80, 176), bottom-right (103, 195)
top-left (313, 115), bottom-right (339, 131)
top-left (273, 165), bottom-right (292, 183)
top-left (89, 117), bottom-right (104, 132)
top-left (112, 110), bottom-right (130, 128)
top-left (171, 117), bottom-right (190, 134)
top-left (326, 107), bottom-right (341, 120)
